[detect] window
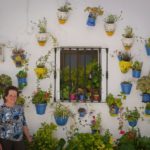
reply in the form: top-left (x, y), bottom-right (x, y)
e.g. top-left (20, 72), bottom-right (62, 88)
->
top-left (53, 47), bottom-right (108, 103)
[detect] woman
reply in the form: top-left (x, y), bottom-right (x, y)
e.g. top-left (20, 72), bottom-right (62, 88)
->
top-left (0, 86), bottom-right (32, 150)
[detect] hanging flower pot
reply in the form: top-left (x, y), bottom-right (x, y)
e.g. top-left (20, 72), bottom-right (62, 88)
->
top-left (11, 48), bottom-right (27, 67)
top-left (34, 66), bottom-right (48, 79)
top-left (119, 61), bottom-right (132, 73)
top-left (16, 70), bottom-right (27, 90)
top-left (121, 81), bottom-right (132, 95)
top-left (132, 61), bottom-right (143, 78)
top-left (142, 93), bottom-right (150, 103)
top-left (128, 120), bottom-right (137, 127)
top-left (132, 70), bottom-right (141, 78)
top-left (145, 103), bottom-right (150, 115)
top-left (36, 33), bottom-right (48, 46)
top-left (54, 116), bottom-right (68, 126)
top-left (78, 107), bottom-right (86, 117)
top-left (145, 45), bottom-right (150, 56)
top-left (84, 6), bottom-right (104, 27)
top-left (122, 26), bottom-right (134, 51)
top-left (57, 2), bottom-right (71, 24)
top-left (70, 93), bottom-right (76, 101)
top-left (109, 105), bottom-right (119, 116)
top-left (104, 23), bottom-right (116, 36)
top-left (35, 103), bottom-right (47, 115)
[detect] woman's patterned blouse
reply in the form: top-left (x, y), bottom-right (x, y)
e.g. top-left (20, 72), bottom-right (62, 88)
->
top-left (0, 104), bottom-right (27, 141)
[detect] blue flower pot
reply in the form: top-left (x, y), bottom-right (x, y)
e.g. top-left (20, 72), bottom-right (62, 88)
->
top-left (35, 103), bottom-right (47, 115)
top-left (145, 45), bottom-right (150, 56)
top-left (145, 109), bottom-right (150, 115)
top-left (79, 94), bottom-right (85, 101)
top-left (142, 94), bottom-right (150, 103)
top-left (86, 15), bottom-right (96, 26)
top-left (54, 116), bottom-right (68, 126)
top-left (79, 111), bottom-right (86, 117)
top-left (110, 105), bottom-right (119, 115)
top-left (121, 83), bottom-right (132, 95)
top-left (132, 70), bottom-right (141, 78)
top-left (128, 120), bottom-right (137, 127)
top-left (118, 56), bottom-right (122, 61)
top-left (17, 77), bottom-right (27, 89)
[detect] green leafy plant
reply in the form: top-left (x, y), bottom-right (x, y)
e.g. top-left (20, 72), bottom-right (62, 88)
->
top-left (78, 107), bottom-right (86, 113)
top-left (145, 103), bottom-right (150, 110)
top-left (122, 26), bottom-right (134, 38)
top-left (58, 2), bottom-right (72, 12)
top-left (136, 73), bottom-right (150, 94)
top-left (124, 107), bottom-right (140, 122)
top-left (16, 95), bottom-right (25, 106)
top-left (16, 70), bottom-right (27, 78)
top-left (28, 123), bottom-right (58, 150)
top-left (119, 52), bottom-right (132, 61)
top-left (132, 61), bottom-right (143, 71)
top-left (145, 37), bottom-right (150, 47)
top-left (121, 80), bottom-right (132, 84)
top-left (32, 88), bottom-right (52, 104)
top-left (37, 17), bottom-right (47, 33)
top-left (54, 103), bottom-right (72, 118)
top-left (104, 12), bottom-right (122, 24)
top-left (0, 74), bottom-right (12, 98)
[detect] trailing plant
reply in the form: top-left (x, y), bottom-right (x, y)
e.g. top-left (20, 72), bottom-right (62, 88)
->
top-left (132, 61), bottom-right (143, 71)
top-left (91, 113), bottom-right (101, 132)
top-left (122, 26), bottom-right (134, 38)
top-left (136, 73), bottom-right (150, 94)
top-left (58, 2), bottom-right (72, 12)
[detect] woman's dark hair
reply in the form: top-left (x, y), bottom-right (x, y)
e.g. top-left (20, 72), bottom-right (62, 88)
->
top-left (3, 86), bottom-right (19, 102)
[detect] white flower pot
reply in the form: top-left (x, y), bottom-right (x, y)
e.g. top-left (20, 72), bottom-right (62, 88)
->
top-left (36, 33), bottom-right (48, 46)
top-left (57, 11), bottom-right (69, 24)
top-left (104, 23), bottom-right (116, 36)
top-left (122, 37), bottom-right (134, 50)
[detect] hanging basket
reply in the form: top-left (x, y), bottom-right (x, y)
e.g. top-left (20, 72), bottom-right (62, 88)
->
top-left (34, 67), bottom-right (48, 79)
top-left (17, 77), bottom-right (27, 90)
top-left (54, 116), bottom-right (68, 126)
top-left (86, 14), bottom-right (96, 26)
top-left (121, 83), bottom-right (132, 95)
top-left (122, 37), bottom-right (134, 51)
top-left (132, 70), bottom-right (141, 78)
top-left (128, 120), bottom-right (137, 127)
top-left (57, 11), bottom-right (69, 24)
top-left (109, 105), bottom-right (119, 116)
top-left (145, 45), bottom-right (150, 56)
top-left (36, 33), bottom-right (48, 46)
top-left (104, 23), bottom-right (116, 36)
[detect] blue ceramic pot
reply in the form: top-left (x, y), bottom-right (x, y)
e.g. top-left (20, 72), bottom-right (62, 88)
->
top-left (86, 14), bottom-right (96, 26)
top-left (128, 120), bottom-right (137, 127)
top-left (142, 94), bottom-right (150, 103)
top-left (132, 70), bottom-right (141, 78)
top-left (145, 45), bottom-right (150, 56)
top-left (145, 109), bottom-right (150, 115)
top-left (79, 94), bottom-right (85, 101)
top-left (121, 83), bottom-right (132, 95)
top-left (110, 105), bottom-right (119, 115)
top-left (79, 111), bottom-right (86, 117)
top-left (54, 116), bottom-right (68, 126)
top-left (35, 103), bottom-right (47, 115)
top-left (17, 77), bottom-right (27, 89)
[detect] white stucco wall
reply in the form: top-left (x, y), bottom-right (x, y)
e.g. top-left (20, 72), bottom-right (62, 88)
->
top-left (0, 0), bottom-right (150, 139)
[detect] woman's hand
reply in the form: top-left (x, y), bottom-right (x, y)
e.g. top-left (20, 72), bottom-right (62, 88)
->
top-left (0, 143), bottom-right (2, 150)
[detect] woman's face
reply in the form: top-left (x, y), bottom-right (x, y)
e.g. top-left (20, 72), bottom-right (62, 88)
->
top-left (5, 90), bottom-right (17, 106)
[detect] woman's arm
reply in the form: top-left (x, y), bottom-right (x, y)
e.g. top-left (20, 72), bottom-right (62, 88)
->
top-left (23, 126), bottom-right (32, 142)
top-left (0, 143), bottom-right (2, 150)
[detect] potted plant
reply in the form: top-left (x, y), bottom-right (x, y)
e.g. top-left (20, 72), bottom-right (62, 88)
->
top-left (106, 93), bottom-right (123, 116)
top-left (35, 17), bottom-right (48, 46)
top-left (16, 70), bottom-right (27, 90)
top-left (91, 114), bottom-right (101, 134)
top-left (54, 103), bottom-right (72, 126)
top-left (0, 74), bottom-right (12, 99)
top-left (78, 107), bottom-right (86, 117)
top-left (132, 61), bottom-right (143, 78)
top-left (84, 6), bottom-right (104, 26)
top-left (32, 88), bottom-right (52, 115)
top-left (121, 81), bottom-right (132, 95)
top-left (104, 12), bottom-right (122, 36)
top-left (122, 26), bottom-right (134, 51)
top-left (118, 52), bottom-right (132, 73)
top-left (136, 73), bottom-right (150, 103)
top-left (28, 123), bottom-right (59, 150)
top-left (11, 48), bottom-right (27, 67)
top-left (145, 103), bottom-right (150, 116)
top-left (57, 2), bottom-right (72, 24)
top-left (145, 37), bottom-right (150, 56)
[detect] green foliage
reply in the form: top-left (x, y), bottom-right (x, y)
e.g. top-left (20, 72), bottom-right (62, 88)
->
top-left (122, 26), bottom-right (134, 38)
top-left (121, 80), bottom-right (132, 84)
top-left (91, 113), bottom-right (101, 131)
top-left (132, 61), bottom-right (143, 71)
top-left (0, 74), bottom-right (12, 98)
top-left (106, 93), bottom-right (122, 108)
top-left (32, 89), bottom-right (51, 104)
top-left (124, 107), bottom-right (140, 122)
top-left (120, 52), bottom-right (132, 61)
top-left (145, 103), bottom-right (150, 110)
top-left (16, 95), bottom-right (25, 105)
top-left (16, 70), bottom-right (27, 78)
top-left (54, 103), bottom-right (72, 118)
top-left (29, 123), bottom-right (58, 150)
top-left (38, 17), bottom-right (47, 33)
top-left (136, 73), bottom-right (150, 94)
top-left (58, 2), bottom-right (72, 12)
top-left (136, 136), bottom-right (150, 150)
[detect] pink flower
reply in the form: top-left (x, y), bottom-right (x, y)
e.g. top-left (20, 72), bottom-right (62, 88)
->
top-left (120, 130), bottom-right (125, 135)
